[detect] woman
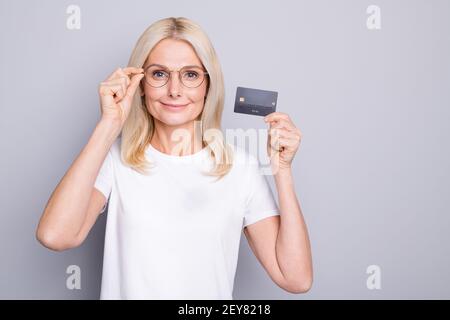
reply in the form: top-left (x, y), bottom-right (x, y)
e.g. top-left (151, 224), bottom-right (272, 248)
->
top-left (36, 17), bottom-right (312, 300)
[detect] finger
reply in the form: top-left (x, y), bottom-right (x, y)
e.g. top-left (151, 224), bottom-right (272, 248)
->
top-left (115, 69), bottom-right (133, 88)
top-left (117, 77), bottom-right (128, 95)
top-left (269, 136), bottom-right (283, 152)
top-left (269, 118), bottom-right (296, 132)
top-left (99, 82), bottom-right (115, 96)
top-left (125, 73), bottom-right (145, 99)
top-left (106, 67), bottom-right (123, 81)
top-left (100, 83), bottom-right (124, 99)
top-left (264, 112), bottom-right (290, 123)
top-left (270, 136), bottom-right (296, 151)
top-left (269, 128), bottom-right (298, 140)
top-left (99, 84), bottom-right (123, 107)
top-left (278, 137), bottom-right (298, 148)
top-left (115, 75), bottom-right (130, 88)
top-left (109, 84), bottom-right (125, 100)
top-left (105, 78), bottom-right (128, 96)
top-left (106, 67), bottom-right (143, 82)
top-left (123, 67), bottom-right (144, 75)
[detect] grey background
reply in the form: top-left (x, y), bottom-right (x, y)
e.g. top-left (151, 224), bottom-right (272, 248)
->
top-left (0, 0), bottom-right (449, 299)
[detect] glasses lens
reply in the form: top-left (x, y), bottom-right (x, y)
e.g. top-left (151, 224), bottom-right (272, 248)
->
top-left (145, 66), bottom-right (206, 88)
top-left (180, 67), bottom-right (205, 88)
top-left (145, 66), bottom-right (169, 87)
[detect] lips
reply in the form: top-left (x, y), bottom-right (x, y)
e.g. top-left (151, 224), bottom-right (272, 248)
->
top-left (161, 102), bottom-right (188, 109)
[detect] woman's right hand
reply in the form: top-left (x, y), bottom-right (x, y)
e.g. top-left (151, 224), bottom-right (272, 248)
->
top-left (98, 67), bottom-right (145, 127)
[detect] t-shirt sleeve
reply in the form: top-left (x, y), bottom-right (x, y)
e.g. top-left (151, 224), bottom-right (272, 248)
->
top-left (243, 155), bottom-right (280, 228)
top-left (94, 149), bottom-right (113, 214)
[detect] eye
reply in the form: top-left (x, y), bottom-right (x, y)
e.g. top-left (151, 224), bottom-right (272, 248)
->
top-left (152, 70), bottom-right (168, 79)
top-left (183, 70), bottom-right (199, 79)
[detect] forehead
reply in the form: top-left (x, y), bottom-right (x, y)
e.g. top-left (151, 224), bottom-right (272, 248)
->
top-left (145, 38), bottom-right (203, 69)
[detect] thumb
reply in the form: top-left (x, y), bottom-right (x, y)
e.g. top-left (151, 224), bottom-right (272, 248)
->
top-left (118, 73), bottom-right (144, 116)
top-left (125, 73), bottom-right (145, 100)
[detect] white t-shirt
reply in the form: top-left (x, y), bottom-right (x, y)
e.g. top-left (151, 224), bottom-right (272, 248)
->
top-left (94, 137), bottom-right (280, 300)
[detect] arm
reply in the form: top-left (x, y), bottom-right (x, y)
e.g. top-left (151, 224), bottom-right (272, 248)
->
top-left (36, 66), bottom-right (143, 252)
top-left (243, 112), bottom-right (312, 293)
top-left (274, 168), bottom-right (313, 291)
top-left (244, 168), bottom-right (313, 293)
top-left (36, 119), bottom-right (120, 251)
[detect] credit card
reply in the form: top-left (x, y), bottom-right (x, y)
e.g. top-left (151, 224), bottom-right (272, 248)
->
top-left (234, 86), bottom-right (278, 116)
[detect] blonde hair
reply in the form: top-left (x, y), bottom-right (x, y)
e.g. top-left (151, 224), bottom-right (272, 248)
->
top-left (120, 17), bottom-right (234, 181)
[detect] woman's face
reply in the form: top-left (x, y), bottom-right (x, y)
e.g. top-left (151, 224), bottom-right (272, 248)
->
top-left (141, 38), bottom-right (208, 127)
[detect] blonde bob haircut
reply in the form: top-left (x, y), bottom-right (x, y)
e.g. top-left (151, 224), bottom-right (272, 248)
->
top-left (120, 17), bottom-right (234, 181)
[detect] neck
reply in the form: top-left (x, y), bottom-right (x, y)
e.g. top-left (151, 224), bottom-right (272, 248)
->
top-left (150, 119), bottom-right (205, 156)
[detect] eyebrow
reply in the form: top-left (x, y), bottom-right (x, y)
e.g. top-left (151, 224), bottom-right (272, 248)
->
top-left (146, 63), bottom-right (203, 70)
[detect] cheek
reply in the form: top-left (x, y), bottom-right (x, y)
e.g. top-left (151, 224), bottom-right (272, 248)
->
top-left (142, 83), bottom-right (207, 105)
top-left (192, 82), bottom-right (208, 102)
top-left (144, 87), bottom-right (162, 100)
top-left (190, 90), bottom-right (206, 102)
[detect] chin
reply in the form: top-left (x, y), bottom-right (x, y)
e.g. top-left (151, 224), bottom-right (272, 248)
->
top-left (158, 114), bottom-right (194, 126)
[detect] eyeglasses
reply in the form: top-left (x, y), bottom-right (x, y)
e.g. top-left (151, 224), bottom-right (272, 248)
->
top-left (143, 64), bottom-right (209, 88)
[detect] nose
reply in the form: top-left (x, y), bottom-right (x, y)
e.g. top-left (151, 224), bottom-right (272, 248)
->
top-left (168, 71), bottom-right (182, 97)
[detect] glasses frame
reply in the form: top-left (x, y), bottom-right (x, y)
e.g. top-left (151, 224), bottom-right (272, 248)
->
top-left (143, 64), bottom-right (209, 88)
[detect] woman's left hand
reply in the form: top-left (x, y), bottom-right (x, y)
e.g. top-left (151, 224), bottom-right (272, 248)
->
top-left (264, 112), bottom-right (303, 172)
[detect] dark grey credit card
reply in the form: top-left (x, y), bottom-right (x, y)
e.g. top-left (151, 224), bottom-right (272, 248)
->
top-left (234, 86), bottom-right (278, 116)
